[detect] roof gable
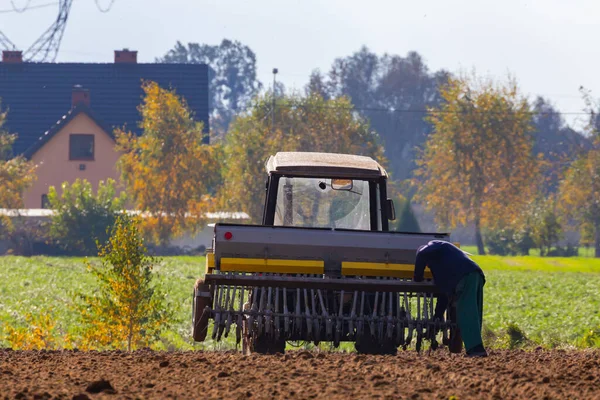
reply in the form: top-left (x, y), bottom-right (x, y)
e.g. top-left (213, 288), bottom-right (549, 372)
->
top-left (0, 62), bottom-right (209, 155)
top-left (23, 104), bottom-right (113, 159)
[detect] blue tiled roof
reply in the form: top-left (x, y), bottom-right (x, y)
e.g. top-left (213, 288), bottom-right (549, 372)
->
top-left (0, 62), bottom-right (210, 155)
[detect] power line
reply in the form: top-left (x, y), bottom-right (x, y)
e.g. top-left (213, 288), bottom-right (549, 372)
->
top-left (10, 0), bottom-right (31, 13)
top-left (245, 101), bottom-right (593, 116)
top-left (0, 1), bottom-right (58, 13)
top-left (94, 0), bottom-right (114, 12)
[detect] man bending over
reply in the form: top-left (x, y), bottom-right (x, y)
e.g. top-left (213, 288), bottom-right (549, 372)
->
top-left (413, 240), bottom-right (488, 357)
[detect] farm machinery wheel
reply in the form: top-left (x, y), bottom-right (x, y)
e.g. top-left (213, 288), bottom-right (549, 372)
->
top-left (192, 279), bottom-right (212, 342)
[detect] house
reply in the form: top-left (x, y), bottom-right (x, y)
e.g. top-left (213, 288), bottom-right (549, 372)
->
top-left (21, 87), bottom-right (120, 208)
top-left (0, 49), bottom-right (210, 208)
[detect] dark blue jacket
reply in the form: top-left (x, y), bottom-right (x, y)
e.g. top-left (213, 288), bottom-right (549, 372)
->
top-left (414, 240), bottom-right (485, 295)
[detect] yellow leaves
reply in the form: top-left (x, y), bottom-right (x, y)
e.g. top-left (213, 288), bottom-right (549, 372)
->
top-left (4, 309), bottom-right (65, 350)
top-left (76, 216), bottom-right (169, 351)
top-left (415, 74), bottom-right (540, 234)
top-left (558, 140), bottom-right (600, 228)
top-left (116, 81), bottom-right (220, 245)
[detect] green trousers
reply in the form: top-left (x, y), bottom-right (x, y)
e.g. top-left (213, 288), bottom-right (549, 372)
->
top-left (454, 271), bottom-right (485, 352)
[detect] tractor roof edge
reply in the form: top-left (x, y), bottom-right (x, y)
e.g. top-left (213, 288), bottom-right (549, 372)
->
top-left (265, 151), bottom-right (388, 179)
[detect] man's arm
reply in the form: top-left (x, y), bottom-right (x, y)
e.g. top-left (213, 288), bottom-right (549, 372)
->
top-left (414, 242), bottom-right (433, 282)
top-left (413, 251), bottom-right (427, 282)
top-left (414, 241), bottom-right (441, 282)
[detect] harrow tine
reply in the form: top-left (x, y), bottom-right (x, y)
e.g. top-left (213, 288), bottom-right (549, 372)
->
top-left (257, 286), bottom-right (266, 336)
top-left (349, 290), bottom-right (358, 338)
top-left (236, 286), bottom-right (245, 345)
top-left (318, 289), bottom-right (331, 341)
top-left (311, 289), bottom-right (320, 343)
top-left (335, 290), bottom-right (344, 347)
top-left (283, 288), bottom-right (290, 337)
top-left (248, 287), bottom-right (259, 339)
top-left (295, 288), bottom-right (302, 336)
top-left (265, 286), bottom-right (273, 336)
top-left (212, 284), bottom-right (222, 340)
top-left (377, 292), bottom-right (385, 342)
top-left (304, 288), bottom-right (312, 340)
top-left (370, 291), bottom-right (379, 338)
top-left (224, 285), bottom-right (236, 338)
top-left (404, 292), bottom-right (413, 349)
top-left (358, 291), bottom-right (366, 339)
top-left (274, 285), bottom-right (280, 340)
top-left (386, 291), bottom-right (393, 341)
top-left (396, 294), bottom-right (405, 347)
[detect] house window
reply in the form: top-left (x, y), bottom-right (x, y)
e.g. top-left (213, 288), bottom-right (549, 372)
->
top-left (69, 134), bottom-right (94, 161)
top-left (41, 194), bottom-right (49, 209)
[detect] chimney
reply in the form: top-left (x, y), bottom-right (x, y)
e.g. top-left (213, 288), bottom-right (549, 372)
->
top-left (114, 48), bottom-right (137, 64)
top-left (72, 85), bottom-right (90, 108)
top-left (2, 50), bottom-right (23, 63)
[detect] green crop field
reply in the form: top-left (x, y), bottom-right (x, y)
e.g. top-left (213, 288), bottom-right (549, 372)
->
top-left (1, 255), bottom-right (599, 350)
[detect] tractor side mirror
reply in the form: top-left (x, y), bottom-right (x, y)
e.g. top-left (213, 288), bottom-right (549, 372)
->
top-left (387, 198), bottom-right (396, 221)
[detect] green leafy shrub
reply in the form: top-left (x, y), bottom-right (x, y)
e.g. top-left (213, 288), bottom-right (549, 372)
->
top-left (547, 243), bottom-right (579, 257)
top-left (48, 178), bottom-right (127, 255)
top-left (485, 227), bottom-right (534, 256)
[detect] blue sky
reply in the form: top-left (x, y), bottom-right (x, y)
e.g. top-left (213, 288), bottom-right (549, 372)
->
top-left (1, 0), bottom-right (598, 128)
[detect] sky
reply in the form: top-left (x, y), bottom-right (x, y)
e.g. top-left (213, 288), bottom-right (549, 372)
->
top-left (1, 0), bottom-right (599, 128)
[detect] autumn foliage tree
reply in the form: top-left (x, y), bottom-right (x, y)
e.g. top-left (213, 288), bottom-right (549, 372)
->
top-left (219, 92), bottom-right (386, 222)
top-left (0, 103), bottom-right (36, 229)
top-left (414, 75), bottom-right (540, 254)
top-left (559, 139), bottom-right (600, 257)
top-left (116, 81), bottom-right (221, 245)
top-left (76, 215), bottom-right (169, 351)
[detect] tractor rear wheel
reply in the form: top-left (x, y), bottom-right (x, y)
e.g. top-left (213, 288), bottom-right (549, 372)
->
top-left (192, 279), bottom-right (211, 342)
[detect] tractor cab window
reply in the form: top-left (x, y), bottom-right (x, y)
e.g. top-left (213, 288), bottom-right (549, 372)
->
top-left (274, 177), bottom-right (370, 230)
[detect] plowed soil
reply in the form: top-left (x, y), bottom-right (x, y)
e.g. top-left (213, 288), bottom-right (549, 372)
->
top-left (1, 349), bottom-right (599, 399)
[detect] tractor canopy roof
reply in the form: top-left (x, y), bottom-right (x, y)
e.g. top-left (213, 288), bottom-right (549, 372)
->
top-left (265, 152), bottom-right (387, 179)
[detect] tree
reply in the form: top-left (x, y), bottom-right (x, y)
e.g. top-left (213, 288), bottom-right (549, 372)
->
top-left (580, 222), bottom-right (595, 254)
top-left (0, 102), bottom-right (37, 238)
top-left (558, 89), bottom-right (600, 257)
top-left (414, 75), bottom-right (540, 255)
top-left (220, 92), bottom-right (386, 222)
top-left (157, 39), bottom-right (262, 134)
top-left (47, 178), bottom-right (126, 255)
top-left (529, 196), bottom-right (562, 256)
top-left (305, 70), bottom-right (330, 99)
top-left (75, 215), bottom-right (169, 351)
top-left (393, 199), bottom-right (421, 232)
top-left (558, 140), bottom-right (600, 257)
top-left (116, 81), bottom-right (221, 245)
top-left (0, 103), bottom-right (36, 210)
top-left (321, 47), bottom-right (449, 183)
top-left (531, 97), bottom-right (591, 192)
